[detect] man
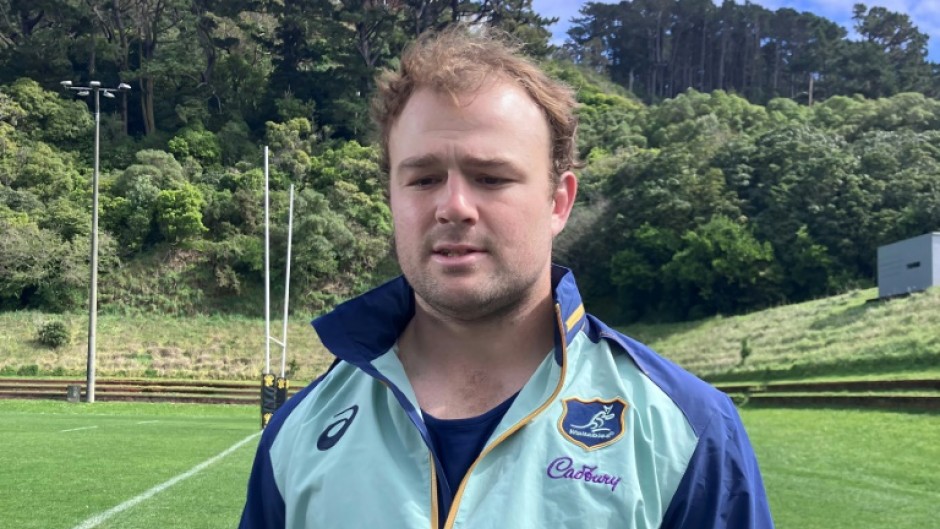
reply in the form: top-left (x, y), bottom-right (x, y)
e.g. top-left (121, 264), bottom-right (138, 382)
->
top-left (240, 27), bottom-right (774, 529)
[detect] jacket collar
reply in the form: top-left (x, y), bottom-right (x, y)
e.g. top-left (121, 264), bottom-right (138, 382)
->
top-left (311, 264), bottom-right (587, 370)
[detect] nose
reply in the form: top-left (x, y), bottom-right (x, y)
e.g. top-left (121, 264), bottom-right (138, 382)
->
top-left (436, 174), bottom-right (478, 225)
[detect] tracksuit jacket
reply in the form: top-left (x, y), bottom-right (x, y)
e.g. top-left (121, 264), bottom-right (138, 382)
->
top-left (239, 266), bottom-right (775, 528)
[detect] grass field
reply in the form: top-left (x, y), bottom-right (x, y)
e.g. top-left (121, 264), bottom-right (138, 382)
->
top-left (744, 407), bottom-right (940, 529)
top-left (2, 287), bottom-right (938, 527)
top-left (2, 400), bottom-right (937, 529)
top-left (1, 400), bottom-right (257, 529)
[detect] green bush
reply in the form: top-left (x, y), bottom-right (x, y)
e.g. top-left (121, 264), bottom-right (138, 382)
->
top-left (155, 183), bottom-right (208, 242)
top-left (37, 320), bottom-right (71, 348)
top-left (740, 337), bottom-right (752, 365)
top-left (16, 364), bottom-right (39, 376)
top-left (168, 128), bottom-right (222, 167)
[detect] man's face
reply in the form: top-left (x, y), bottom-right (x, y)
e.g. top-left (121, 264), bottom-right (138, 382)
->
top-left (388, 80), bottom-right (576, 321)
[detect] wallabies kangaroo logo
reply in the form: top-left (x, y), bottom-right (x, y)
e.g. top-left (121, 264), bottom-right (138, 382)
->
top-left (559, 398), bottom-right (628, 451)
top-left (571, 405), bottom-right (616, 434)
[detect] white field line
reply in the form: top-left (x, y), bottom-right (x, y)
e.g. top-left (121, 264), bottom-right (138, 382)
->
top-left (60, 426), bottom-right (98, 433)
top-left (70, 431), bottom-right (261, 529)
top-left (136, 420), bottom-right (159, 425)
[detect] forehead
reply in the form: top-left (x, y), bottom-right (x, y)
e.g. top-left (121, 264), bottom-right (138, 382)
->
top-left (388, 81), bottom-right (552, 172)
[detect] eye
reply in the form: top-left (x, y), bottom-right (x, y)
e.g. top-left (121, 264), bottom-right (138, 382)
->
top-left (478, 176), bottom-right (509, 187)
top-left (409, 176), bottom-right (440, 189)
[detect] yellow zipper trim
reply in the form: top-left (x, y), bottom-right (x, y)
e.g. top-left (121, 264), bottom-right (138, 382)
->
top-left (429, 453), bottom-right (439, 529)
top-left (441, 303), bottom-right (571, 529)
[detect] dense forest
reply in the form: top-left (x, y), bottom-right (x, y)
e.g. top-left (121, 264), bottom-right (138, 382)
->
top-left (565, 1), bottom-right (940, 103)
top-left (1, 0), bottom-right (939, 323)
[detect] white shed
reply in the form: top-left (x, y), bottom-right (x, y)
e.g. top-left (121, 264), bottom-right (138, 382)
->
top-left (877, 232), bottom-right (940, 299)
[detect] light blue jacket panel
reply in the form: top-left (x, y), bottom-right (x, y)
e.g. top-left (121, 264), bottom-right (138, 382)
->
top-left (239, 267), bottom-right (774, 529)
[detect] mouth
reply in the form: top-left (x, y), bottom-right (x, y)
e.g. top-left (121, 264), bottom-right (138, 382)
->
top-left (432, 244), bottom-right (485, 259)
top-left (436, 248), bottom-right (477, 257)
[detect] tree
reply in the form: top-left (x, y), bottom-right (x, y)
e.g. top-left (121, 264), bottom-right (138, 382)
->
top-left (662, 216), bottom-right (778, 318)
top-left (168, 127), bottom-right (222, 167)
top-left (725, 124), bottom-right (876, 284)
top-left (609, 223), bottom-right (681, 321)
top-left (563, 0), bottom-right (934, 106)
top-left (852, 129), bottom-right (940, 247)
top-left (286, 186), bottom-right (391, 311)
top-left (106, 149), bottom-right (187, 251)
top-left (263, 0), bottom-right (406, 141)
top-left (0, 0), bottom-right (80, 81)
top-left (3, 78), bottom-right (92, 147)
top-left (7, 140), bottom-right (83, 200)
top-left (155, 182), bottom-right (207, 242)
top-left (478, 0), bottom-right (555, 57)
top-left (0, 218), bottom-right (117, 311)
top-left (852, 3), bottom-right (930, 93)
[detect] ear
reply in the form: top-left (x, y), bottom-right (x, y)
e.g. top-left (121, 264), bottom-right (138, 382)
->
top-left (550, 171), bottom-right (578, 237)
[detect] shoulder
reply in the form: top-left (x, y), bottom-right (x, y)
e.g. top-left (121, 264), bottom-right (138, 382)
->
top-left (258, 359), bottom-right (359, 450)
top-left (580, 315), bottom-right (774, 528)
top-left (582, 313), bottom-right (735, 437)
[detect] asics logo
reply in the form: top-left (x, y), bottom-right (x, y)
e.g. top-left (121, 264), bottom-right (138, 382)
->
top-left (317, 405), bottom-right (359, 451)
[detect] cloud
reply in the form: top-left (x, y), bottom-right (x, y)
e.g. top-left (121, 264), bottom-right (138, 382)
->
top-left (910, 0), bottom-right (940, 37)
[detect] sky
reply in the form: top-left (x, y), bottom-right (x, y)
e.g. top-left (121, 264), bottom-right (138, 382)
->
top-left (531, 0), bottom-right (940, 62)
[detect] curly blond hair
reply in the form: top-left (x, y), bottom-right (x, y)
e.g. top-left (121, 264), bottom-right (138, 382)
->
top-left (372, 26), bottom-right (580, 188)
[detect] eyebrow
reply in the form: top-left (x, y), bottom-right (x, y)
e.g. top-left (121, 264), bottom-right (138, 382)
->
top-left (396, 154), bottom-right (523, 175)
top-left (396, 154), bottom-right (441, 171)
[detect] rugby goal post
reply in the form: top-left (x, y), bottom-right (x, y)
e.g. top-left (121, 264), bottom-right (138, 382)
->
top-left (261, 145), bottom-right (295, 429)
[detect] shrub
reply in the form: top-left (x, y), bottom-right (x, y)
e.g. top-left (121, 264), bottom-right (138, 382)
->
top-left (17, 364), bottom-right (39, 376)
top-left (155, 183), bottom-right (208, 242)
top-left (739, 337), bottom-right (752, 365)
top-left (37, 320), bottom-right (71, 348)
top-left (168, 128), bottom-right (222, 167)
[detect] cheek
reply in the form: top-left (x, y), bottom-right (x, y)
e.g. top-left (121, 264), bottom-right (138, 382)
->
top-left (498, 208), bottom-right (554, 250)
top-left (390, 197), bottom-right (415, 229)
top-left (391, 202), bottom-right (425, 251)
top-left (392, 216), bottom-right (416, 248)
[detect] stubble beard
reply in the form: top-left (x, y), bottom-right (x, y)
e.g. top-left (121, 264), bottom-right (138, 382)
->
top-left (397, 242), bottom-right (544, 323)
top-left (410, 265), bottom-right (542, 323)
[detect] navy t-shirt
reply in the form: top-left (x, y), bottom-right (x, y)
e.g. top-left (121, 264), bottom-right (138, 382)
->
top-left (423, 393), bottom-right (518, 523)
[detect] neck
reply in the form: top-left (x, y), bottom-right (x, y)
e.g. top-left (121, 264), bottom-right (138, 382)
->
top-left (397, 282), bottom-right (557, 419)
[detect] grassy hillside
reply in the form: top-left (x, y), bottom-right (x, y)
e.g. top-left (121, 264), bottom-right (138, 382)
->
top-left (620, 287), bottom-right (940, 382)
top-left (0, 312), bottom-right (332, 382)
top-left (2, 286), bottom-right (938, 383)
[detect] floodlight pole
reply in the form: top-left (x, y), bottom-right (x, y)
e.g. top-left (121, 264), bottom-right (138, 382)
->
top-left (60, 80), bottom-right (131, 403)
top-left (264, 146), bottom-right (271, 376)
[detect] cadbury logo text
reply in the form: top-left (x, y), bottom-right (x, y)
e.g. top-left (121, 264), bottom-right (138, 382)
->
top-left (546, 457), bottom-right (622, 492)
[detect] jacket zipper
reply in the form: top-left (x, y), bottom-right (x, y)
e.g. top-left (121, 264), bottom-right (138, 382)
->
top-left (429, 454), bottom-right (439, 529)
top-left (439, 303), bottom-right (572, 529)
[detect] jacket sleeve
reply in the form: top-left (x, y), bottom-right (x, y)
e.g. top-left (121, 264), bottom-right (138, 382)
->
top-left (239, 361), bottom-right (339, 529)
top-left (659, 397), bottom-right (774, 529)
top-left (238, 429), bottom-right (286, 529)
